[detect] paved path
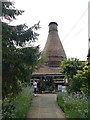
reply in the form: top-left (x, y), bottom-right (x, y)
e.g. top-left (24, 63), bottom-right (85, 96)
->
top-left (27, 94), bottom-right (65, 118)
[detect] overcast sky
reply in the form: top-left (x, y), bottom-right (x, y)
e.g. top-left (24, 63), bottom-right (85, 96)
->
top-left (11, 0), bottom-right (90, 60)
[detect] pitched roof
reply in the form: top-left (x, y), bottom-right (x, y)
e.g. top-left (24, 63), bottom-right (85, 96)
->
top-left (33, 66), bottom-right (61, 74)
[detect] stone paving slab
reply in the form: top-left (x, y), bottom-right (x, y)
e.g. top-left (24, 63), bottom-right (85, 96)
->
top-left (27, 94), bottom-right (66, 119)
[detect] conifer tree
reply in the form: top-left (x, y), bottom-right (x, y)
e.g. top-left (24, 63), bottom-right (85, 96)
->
top-left (1, 1), bottom-right (40, 99)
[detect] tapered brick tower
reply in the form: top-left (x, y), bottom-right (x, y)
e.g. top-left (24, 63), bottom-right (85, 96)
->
top-left (44, 22), bottom-right (66, 67)
top-left (32, 22), bottom-right (66, 91)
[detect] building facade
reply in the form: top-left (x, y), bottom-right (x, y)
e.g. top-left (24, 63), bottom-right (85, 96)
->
top-left (88, 2), bottom-right (90, 62)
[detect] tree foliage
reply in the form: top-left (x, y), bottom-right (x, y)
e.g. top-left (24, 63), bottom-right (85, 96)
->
top-left (1, 1), bottom-right (41, 99)
top-left (61, 58), bottom-right (90, 96)
top-left (70, 62), bottom-right (90, 95)
top-left (61, 58), bottom-right (83, 79)
top-left (1, 1), bottom-right (24, 21)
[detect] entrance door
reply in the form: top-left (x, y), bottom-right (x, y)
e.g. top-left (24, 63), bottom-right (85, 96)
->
top-left (37, 77), bottom-right (55, 93)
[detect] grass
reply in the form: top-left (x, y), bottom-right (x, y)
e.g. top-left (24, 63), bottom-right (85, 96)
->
top-left (57, 92), bottom-right (88, 118)
top-left (57, 93), bottom-right (65, 112)
top-left (13, 86), bottom-right (33, 118)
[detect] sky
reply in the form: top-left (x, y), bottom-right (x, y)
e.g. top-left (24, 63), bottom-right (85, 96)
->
top-left (10, 0), bottom-right (90, 60)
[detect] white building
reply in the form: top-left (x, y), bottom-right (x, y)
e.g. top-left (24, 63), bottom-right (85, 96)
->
top-left (88, 1), bottom-right (90, 50)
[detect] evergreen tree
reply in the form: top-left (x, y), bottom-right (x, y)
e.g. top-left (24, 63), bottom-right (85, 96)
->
top-left (1, 1), bottom-right (40, 99)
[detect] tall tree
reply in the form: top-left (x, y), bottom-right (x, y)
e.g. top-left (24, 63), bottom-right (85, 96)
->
top-left (1, 1), bottom-right (40, 99)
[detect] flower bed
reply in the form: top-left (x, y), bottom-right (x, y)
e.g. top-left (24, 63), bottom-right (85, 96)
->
top-left (57, 92), bottom-right (88, 118)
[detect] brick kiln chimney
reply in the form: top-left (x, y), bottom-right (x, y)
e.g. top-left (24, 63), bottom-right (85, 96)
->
top-left (44, 22), bottom-right (66, 67)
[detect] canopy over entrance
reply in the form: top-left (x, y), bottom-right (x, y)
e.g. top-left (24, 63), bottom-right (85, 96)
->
top-left (30, 66), bottom-right (65, 93)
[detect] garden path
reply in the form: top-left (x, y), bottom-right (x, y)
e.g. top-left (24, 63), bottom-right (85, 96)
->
top-left (27, 94), bottom-right (65, 119)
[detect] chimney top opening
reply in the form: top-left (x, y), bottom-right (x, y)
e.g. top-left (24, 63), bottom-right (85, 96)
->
top-left (49, 22), bottom-right (58, 26)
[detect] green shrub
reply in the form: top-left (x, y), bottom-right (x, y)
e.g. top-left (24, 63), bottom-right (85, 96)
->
top-left (2, 98), bottom-right (16, 119)
top-left (2, 86), bottom-right (32, 119)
